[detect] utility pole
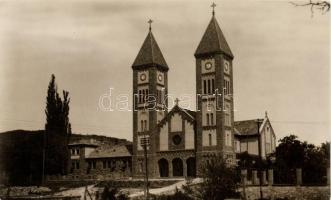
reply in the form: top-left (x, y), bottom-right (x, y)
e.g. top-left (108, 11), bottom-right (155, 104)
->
top-left (141, 135), bottom-right (150, 200)
top-left (42, 126), bottom-right (47, 185)
top-left (241, 169), bottom-right (247, 200)
top-left (256, 119), bottom-right (264, 200)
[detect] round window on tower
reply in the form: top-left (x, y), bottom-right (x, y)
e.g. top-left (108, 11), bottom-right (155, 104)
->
top-left (140, 73), bottom-right (146, 81)
top-left (172, 135), bottom-right (182, 145)
top-left (205, 62), bottom-right (212, 70)
top-left (158, 74), bottom-right (163, 82)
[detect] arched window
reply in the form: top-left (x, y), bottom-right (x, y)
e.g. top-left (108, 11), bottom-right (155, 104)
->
top-left (144, 120), bottom-right (147, 130)
top-left (206, 113), bottom-right (210, 126)
top-left (210, 113), bottom-right (214, 125)
top-left (142, 90), bottom-right (145, 103)
top-left (209, 134), bottom-right (212, 146)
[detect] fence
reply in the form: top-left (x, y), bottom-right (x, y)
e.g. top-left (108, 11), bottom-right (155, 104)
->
top-left (240, 167), bottom-right (330, 186)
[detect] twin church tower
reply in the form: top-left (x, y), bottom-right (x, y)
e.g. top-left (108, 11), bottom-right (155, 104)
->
top-left (131, 6), bottom-right (235, 178)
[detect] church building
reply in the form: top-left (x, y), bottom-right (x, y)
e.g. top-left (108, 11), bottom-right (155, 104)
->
top-left (131, 7), bottom-right (276, 178)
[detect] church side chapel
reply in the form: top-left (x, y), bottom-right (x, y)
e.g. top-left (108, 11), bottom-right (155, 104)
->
top-left (131, 4), bottom-right (277, 178)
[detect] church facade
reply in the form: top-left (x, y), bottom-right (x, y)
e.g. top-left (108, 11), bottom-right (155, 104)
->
top-left (132, 10), bottom-right (240, 178)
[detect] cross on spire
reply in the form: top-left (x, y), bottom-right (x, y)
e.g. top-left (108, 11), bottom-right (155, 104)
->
top-left (148, 19), bottom-right (153, 31)
top-left (174, 98), bottom-right (180, 106)
top-left (211, 2), bottom-right (216, 16)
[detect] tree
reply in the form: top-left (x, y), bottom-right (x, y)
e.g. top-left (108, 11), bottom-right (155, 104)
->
top-left (184, 157), bottom-right (240, 200)
top-left (274, 135), bottom-right (330, 184)
top-left (45, 75), bottom-right (71, 134)
top-left (44, 74), bottom-right (71, 175)
top-left (290, 0), bottom-right (330, 15)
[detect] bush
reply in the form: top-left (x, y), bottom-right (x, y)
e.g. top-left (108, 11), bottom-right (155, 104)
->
top-left (151, 189), bottom-right (193, 200)
top-left (184, 157), bottom-right (240, 200)
top-left (100, 185), bottom-right (128, 200)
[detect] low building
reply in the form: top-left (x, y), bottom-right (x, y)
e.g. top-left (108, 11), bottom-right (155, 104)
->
top-left (234, 112), bottom-right (276, 159)
top-left (68, 140), bottom-right (132, 180)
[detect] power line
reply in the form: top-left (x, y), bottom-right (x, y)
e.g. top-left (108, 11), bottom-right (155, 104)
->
top-left (270, 120), bottom-right (329, 125)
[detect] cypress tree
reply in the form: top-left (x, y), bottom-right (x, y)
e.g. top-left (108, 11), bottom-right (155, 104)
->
top-left (44, 74), bottom-right (71, 175)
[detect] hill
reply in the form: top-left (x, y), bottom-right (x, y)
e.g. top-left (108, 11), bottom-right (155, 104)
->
top-left (0, 129), bottom-right (131, 186)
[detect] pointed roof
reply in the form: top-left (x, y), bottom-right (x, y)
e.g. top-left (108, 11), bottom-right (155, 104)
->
top-left (195, 16), bottom-right (233, 58)
top-left (157, 105), bottom-right (196, 128)
top-left (132, 31), bottom-right (168, 70)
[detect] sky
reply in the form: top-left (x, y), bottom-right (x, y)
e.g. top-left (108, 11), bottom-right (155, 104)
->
top-left (0, 0), bottom-right (329, 145)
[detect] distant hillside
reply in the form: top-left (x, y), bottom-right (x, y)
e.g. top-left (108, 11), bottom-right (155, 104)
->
top-left (70, 133), bottom-right (131, 147)
top-left (0, 129), bottom-right (131, 185)
top-left (0, 129), bottom-right (131, 147)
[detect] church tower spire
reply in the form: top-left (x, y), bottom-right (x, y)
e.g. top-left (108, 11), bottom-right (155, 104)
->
top-left (132, 20), bottom-right (168, 70)
top-left (195, 5), bottom-right (235, 172)
top-left (132, 20), bottom-right (169, 178)
top-left (194, 5), bottom-right (233, 59)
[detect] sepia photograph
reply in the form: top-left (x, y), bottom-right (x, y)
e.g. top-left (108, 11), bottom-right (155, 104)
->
top-left (0, 0), bottom-right (329, 199)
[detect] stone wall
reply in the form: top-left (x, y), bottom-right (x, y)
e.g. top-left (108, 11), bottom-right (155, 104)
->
top-left (239, 186), bottom-right (330, 200)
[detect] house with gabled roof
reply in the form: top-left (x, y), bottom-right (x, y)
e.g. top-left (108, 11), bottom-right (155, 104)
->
top-left (234, 112), bottom-right (276, 159)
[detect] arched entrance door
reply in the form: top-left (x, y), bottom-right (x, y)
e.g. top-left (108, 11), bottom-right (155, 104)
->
top-left (186, 157), bottom-right (196, 177)
top-left (158, 158), bottom-right (169, 177)
top-left (172, 158), bottom-right (183, 177)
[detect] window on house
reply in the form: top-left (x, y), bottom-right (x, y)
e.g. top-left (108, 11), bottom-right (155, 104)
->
top-left (207, 79), bottom-right (211, 94)
top-left (210, 113), bottom-right (214, 125)
top-left (206, 113), bottom-right (210, 126)
top-left (76, 149), bottom-right (80, 155)
top-left (212, 79), bottom-right (215, 94)
top-left (203, 80), bottom-right (207, 94)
